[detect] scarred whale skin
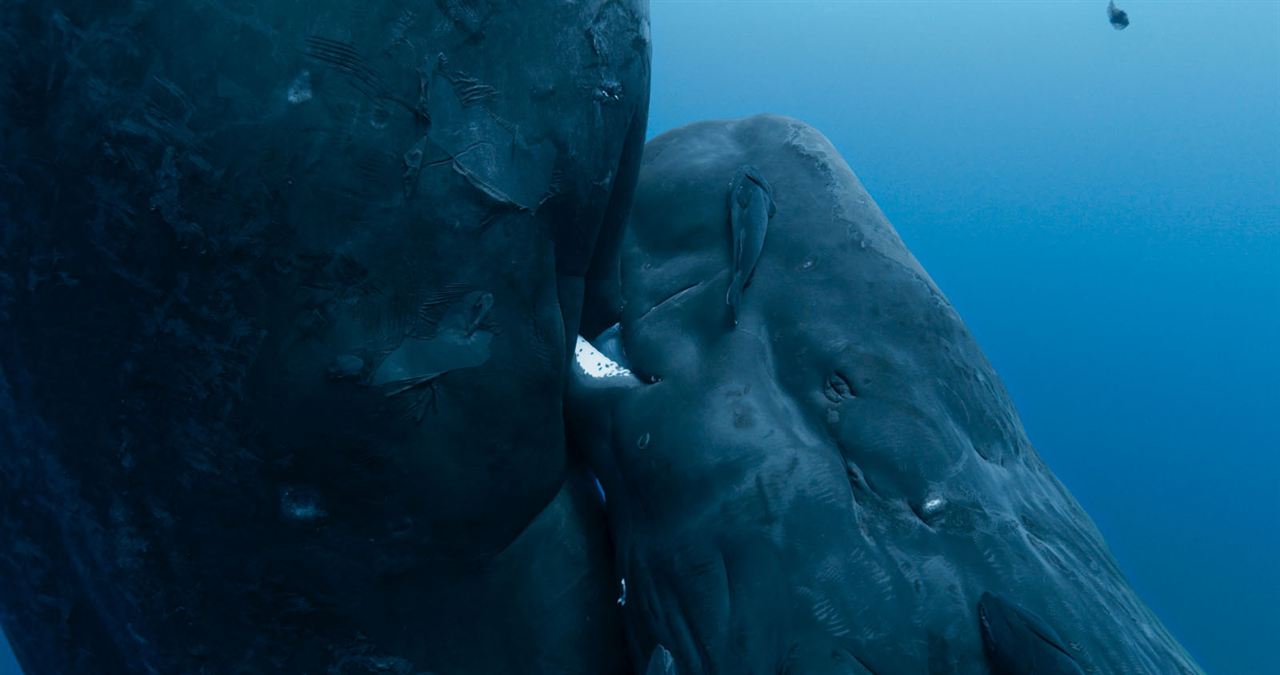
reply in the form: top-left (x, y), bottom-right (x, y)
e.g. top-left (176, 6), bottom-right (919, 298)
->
top-left (0, 1), bottom-right (648, 673)
top-left (570, 115), bottom-right (1201, 674)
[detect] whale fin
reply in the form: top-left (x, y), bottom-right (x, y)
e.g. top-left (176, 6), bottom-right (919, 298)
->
top-left (978, 592), bottom-right (1085, 675)
top-left (726, 164), bottom-right (776, 326)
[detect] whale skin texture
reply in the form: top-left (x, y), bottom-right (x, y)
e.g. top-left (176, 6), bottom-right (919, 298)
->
top-left (0, 1), bottom-right (648, 673)
top-left (0, 1), bottom-right (1202, 672)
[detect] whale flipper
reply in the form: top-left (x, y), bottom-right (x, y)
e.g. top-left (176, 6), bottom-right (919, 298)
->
top-left (979, 592), bottom-right (1085, 675)
top-left (726, 164), bottom-right (776, 326)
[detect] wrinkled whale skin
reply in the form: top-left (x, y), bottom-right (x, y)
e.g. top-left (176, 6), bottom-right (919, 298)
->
top-left (572, 115), bottom-right (1201, 674)
top-left (0, 1), bottom-right (648, 672)
top-left (979, 592), bottom-right (1085, 675)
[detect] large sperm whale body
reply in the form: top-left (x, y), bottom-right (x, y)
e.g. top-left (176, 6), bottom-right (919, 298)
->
top-left (0, 1), bottom-right (647, 672)
top-left (570, 115), bottom-right (1201, 674)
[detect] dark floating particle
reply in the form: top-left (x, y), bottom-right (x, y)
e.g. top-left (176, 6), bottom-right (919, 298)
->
top-left (1107, 1), bottom-right (1130, 30)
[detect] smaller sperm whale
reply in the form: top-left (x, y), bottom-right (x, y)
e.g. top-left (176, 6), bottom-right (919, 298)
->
top-left (1107, 1), bottom-right (1130, 30)
top-left (726, 164), bottom-right (776, 326)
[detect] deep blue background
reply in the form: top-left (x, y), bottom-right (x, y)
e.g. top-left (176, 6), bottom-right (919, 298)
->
top-left (644, 1), bottom-right (1278, 673)
top-left (0, 630), bottom-right (14, 674)
top-left (2, 2), bottom-right (1276, 673)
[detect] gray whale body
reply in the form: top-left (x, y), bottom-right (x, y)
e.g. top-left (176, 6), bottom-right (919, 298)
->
top-left (570, 115), bottom-right (1201, 674)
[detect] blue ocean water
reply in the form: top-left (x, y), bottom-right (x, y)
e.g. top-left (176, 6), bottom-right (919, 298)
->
top-left (1, 2), bottom-right (1275, 673)
top-left (645, 1), bottom-right (1278, 673)
top-left (0, 630), bottom-right (14, 675)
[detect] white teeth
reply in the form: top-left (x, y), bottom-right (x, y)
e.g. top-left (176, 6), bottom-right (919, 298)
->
top-left (575, 335), bottom-right (632, 378)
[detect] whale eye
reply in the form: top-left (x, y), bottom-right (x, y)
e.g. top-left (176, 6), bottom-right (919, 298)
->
top-left (823, 371), bottom-right (857, 403)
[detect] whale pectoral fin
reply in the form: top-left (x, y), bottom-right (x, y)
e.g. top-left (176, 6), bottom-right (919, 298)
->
top-left (645, 644), bottom-right (677, 675)
top-left (726, 164), bottom-right (776, 325)
top-left (978, 593), bottom-right (1085, 675)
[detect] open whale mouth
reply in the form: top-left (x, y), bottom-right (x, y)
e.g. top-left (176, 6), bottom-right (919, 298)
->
top-left (571, 329), bottom-right (642, 508)
top-left (574, 325), bottom-right (637, 380)
top-left (569, 324), bottom-right (653, 506)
